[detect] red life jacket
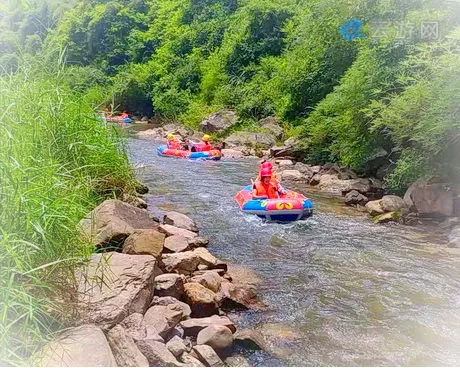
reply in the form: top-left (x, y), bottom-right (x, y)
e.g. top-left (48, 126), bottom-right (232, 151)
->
top-left (167, 140), bottom-right (182, 150)
top-left (255, 181), bottom-right (278, 199)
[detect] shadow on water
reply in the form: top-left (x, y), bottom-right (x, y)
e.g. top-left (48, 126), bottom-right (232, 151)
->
top-left (128, 137), bottom-right (460, 366)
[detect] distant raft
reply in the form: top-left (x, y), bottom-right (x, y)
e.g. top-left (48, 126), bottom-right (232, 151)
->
top-left (105, 116), bottom-right (132, 123)
top-left (235, 185), bottom-right (313, 222)
top-left (157, 145), bottom-right (222, 161)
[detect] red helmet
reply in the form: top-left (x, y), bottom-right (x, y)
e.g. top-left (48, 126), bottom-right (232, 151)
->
top-left (261, 161), bottom-right (273, 170)
top-left (260, 168), bottom-right (272, 178)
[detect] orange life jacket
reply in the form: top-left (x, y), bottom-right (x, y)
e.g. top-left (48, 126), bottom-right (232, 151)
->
top-left (167, 139), bottom-right (182, 150)
top-left (256, 172), bottom-right (280, 188)
top-left (254, 181), bottom-right (279, 199)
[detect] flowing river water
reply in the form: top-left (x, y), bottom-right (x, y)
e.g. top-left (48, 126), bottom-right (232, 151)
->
top-left (128, 134), bottom-right (460, 366)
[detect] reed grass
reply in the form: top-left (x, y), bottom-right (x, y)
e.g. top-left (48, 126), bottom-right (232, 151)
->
top-left (0, 52), bottom-right (136, 365)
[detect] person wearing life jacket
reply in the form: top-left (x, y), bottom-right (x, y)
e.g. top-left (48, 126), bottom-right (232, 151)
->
top-left (166, 133), bottom-right (182, 150)
top-left (253, 168), bottom-right (280, 199)
top-left (190, 134), bottom-right (213, 152)
top-left (255, 160), bottom-right (285, 195)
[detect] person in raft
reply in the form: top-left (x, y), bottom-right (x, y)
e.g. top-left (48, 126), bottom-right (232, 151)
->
top-left (188, 134), bottom-right (212, 152)
top-left (256, 160), bottom-right (286, 195)
top-left (252, 168), bottom-right (280, 199)
top-left (166, 133), bottom-right (182, 150)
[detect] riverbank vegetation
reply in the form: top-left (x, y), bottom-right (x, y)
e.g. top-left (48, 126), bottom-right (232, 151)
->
top-left (2, 0), bottom-right (459, 192)
top-left (0, 51), bottom-right (136, 364)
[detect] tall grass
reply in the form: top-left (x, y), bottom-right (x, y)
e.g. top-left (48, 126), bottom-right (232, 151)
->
top-left (0, 52), bottom-right (136, 365)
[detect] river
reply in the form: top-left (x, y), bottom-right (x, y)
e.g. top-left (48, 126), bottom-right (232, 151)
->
top-left (128, 135), bottom-right (460, 366)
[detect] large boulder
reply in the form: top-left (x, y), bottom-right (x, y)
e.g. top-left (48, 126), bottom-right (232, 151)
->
top-left (280, 170), bottom-right (303, 181)
top-left (373, 211), bottom-right (402, 224)
top-left (380, 195), bottom-right (406, 212)
top-left (107, 325), bottom-right (149, 367)
top-left (180, 352), bottom-right (205, 367)
top-left (120, 313), bottom-right (164, 343)
top-left (365, 200), bottom-right (384, 216)
top-left (183, 282), bottom-right (218, 317)
top-left (189, 271), bottom-right (224, 293)
top-left (161, 251), bottom-right (201, 275)
top-left (344, 190), bottom-right (368, 206)
top-left (196, 325), bottom-right (233, 350)
top-left (217, 281), bottom-right (266, 311)
top-left (79, 199), bottom-right (157, 247)
top-left (164, 235), bottom-right (191, 253)
top-left (76, 252), bottom-right (161, 330)
top-left (122, 229), bottom-right (165, 259)
top-left (160, 224), bottom-right (198, 240)
top-left (143, 304), bottom-right (184, 339)
top-left (221, 148), bottom-right (245, 159)
top-left (154, 273), bottom-right (185, 299)
top-left (278, 159), bottom-right (294, 168)
top-left (180, 316), bottom-right (236, 337)
top-left (151, 296), bottom-right (192, 318)
top-left (166, 336), bottom-right (187, 358)
top-left (136, 340), bottom-right (184, 367)
top-left (224, 132), bottom-right (276, 149)
top-left (193, 247), bottom-right (222, 269)
top-left (233, 329), bottom-right (267, 350)
top-left (200, 110), bottom-right (238, 133)
top-left (164, 212), bottom-right (199, 233)
top-left (269, 146), bottom-right (293, 158)
top-left (34, 325), bottom-right (116, 367)
top-left (193, 345), bottom-right (224, 367)
top-left (259, 116), bottom-right (284, 139)
top-left (404, 179), bottom-right (454, 217)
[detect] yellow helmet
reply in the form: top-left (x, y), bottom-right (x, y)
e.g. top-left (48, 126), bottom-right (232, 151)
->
top-left (202, 134), bottom-right (210, 142)
top-left (167, 133), bottom-right (174, 140)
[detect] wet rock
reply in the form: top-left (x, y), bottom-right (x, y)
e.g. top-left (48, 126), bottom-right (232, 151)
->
top-left (404, 179), bottom-right (454, 217)
top-left (136, 340), bottom-right (184, 367)
top-left (180, 352), bottom-right (206, 367)
top-left (221, 149), bottom-right (245, 159)
top-left (196, 325), bottom-right (233, 350)
top-left (143, 304), bottom-right (184, 339)
top-left (164, 211), bottom-right (199, 233)
top-left (160, 224), bottom-right (198, 240)
top-left (164, 235), bottom-right (191, 253)
top-left (122, 229), bottom-right (165, 259)
top-left (78, 199), bottom-right (157, 247)
top-left (188, 236), bottom-right (210, 248)
top-left (76, 252), bottom-right (161, 330)
top-left (259, 116), bottom-right (284, 139)
top-left (121, 193), bottom-right (148, 209)
top-left (200, 110), bottom-right (238, 133)
top-left (217, 281), bottom-right (266, 311)
top-left (193, 269), bottom-right (226, 277)
top-left (151, 296), bottom-right (191, 318)
top-left (180, 316), bottom-right (236, 337)
top-left (344, 190), bottom-right (368, 206)
top-left (365, 200), bottom-right (385, 216)
top-left (225, 355), bottom-right (251, 367)
top-left (190, 271), bottom-right (224, 293)
top-left (380, 195), bottom-right (406, 212)
top-left (183, 282), bottom-right (218, 317)
top-left (167, 336), bottom-right (187, 358)
top-left (193, 345), bottom-right (224, 367)
top-left (107, 325), bottom-right (149, 367)
top-left (373, 211), bottom-right (402, 224)
top-left (226, 264), bottom-right (263, 289)
top-left (233, 328), bottom-right (267, 350)
top-left (154, 273), bottom-right (185, 299)
top-left (134, 181), bottom-right (149, 194)
top-left (309, 173), bottom-right (321, 186)
top-left (162, 251), bottom-right (201, 275)
top-left (224, 132), bottom-right (277, 149)
top-left (34, 325), bottom-right (116, 367)
top-left (280, 170), bottom-right (303, 181)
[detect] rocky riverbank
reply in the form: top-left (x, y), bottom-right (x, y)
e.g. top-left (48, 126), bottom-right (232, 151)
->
top-left (33, 191), bottom-right (271, 367)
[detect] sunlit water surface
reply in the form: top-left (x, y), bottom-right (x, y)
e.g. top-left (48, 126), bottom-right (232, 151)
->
top-left (128, 136), bottom-right (460, 366)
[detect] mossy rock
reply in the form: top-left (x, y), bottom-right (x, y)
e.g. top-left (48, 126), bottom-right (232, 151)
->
top-left (373, 211), bottom-right (402, 224)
